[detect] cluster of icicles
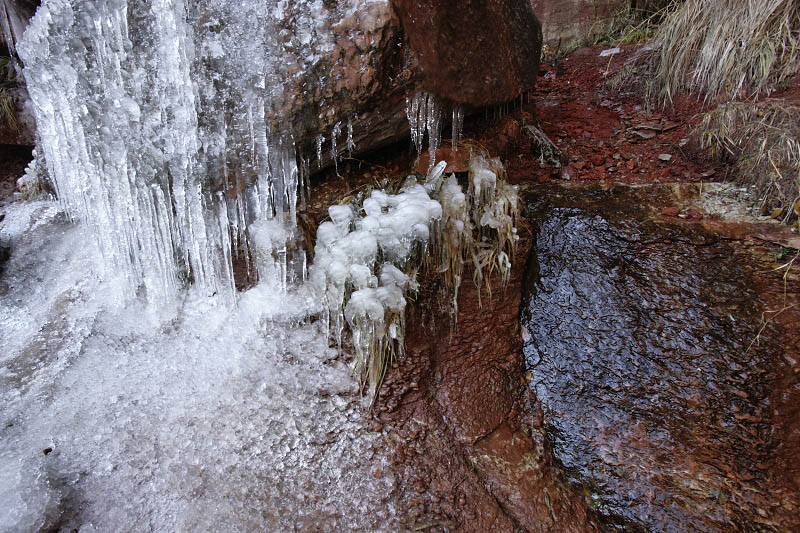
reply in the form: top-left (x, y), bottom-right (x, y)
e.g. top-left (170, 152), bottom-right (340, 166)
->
top-left (406, 92), bottom-right (465, 173)
top-left (17, 0), bottom-right (370, 306)
top-left (310, 154), bottom-right (520, 401)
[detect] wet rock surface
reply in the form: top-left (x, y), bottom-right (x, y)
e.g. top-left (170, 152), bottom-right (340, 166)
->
top-left (521, 185), bottom-right (800, 531)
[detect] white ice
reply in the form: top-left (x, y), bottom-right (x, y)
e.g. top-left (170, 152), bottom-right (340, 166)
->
top-left (0, 201), bottom-right (398, 531)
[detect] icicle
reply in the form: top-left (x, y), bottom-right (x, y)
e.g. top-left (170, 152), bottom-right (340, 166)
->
top-left (298, 152), bottom-right (309, 210)
top-left (316, 134), bottom-right (325, 169)
top-left (302, 155), bottom-right (311, 205)
top-left (406, 93), bottom-right (426, 157)
top-left (405, 91), bottom-right (443, 170)
top-left (331, 121), bottom-right (341, 175)
top-left (346, 119), bottom-right (355, 156)
top-left (426, 97), bottom-right (442, 173)
top-left (452, 106), bottom-right (464, 151)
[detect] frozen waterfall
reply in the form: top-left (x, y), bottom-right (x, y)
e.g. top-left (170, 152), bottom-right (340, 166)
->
top-left (17, 0), bottom-right (327, 304)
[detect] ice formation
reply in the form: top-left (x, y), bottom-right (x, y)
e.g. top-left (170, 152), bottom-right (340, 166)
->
top-left (405, 92), bottom-right (443, 172)
top-left (18, 0), bottom-right (386, 306)
top-left (452, 105), bottom-right (465, 150)
top-left (347, 118), bottom-right (356, 156)
top-left (309, 156), bottom-right (520, 397)
top-left (0, 202), bottom-right (398, 531)
top-left (310, 177), bottom-right (443, 398)
top-left (2, 0), bottom-right (524, 529)
top-left (3, 0), bottom-right (409, 530)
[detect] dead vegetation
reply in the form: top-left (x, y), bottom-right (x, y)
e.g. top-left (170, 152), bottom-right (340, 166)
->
top-left (591, 1), bottom-right (673, 47)
top-left (617, 0), bottom-right (800, 106)
top-left (694, 100), bottom-right (800, 221)
top-left (0, 56), bottom-right (18, 132)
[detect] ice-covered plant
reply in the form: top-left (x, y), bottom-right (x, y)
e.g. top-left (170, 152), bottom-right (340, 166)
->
top-left (309, 178), bottom-right (440, 402)
top-left (310, 153), bottom-right (520, 404)
top-left (465, 155), bottom-right (520, 304)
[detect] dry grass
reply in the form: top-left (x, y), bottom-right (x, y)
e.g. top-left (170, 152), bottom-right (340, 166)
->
top-left (0, 56), bottom-right (18, 132)
top-left (613, 0), bottom-right (800, 106)
top-left (694, 100), bottom-right (800, 220)
top-left (0, 87), bottom-right (18, 132)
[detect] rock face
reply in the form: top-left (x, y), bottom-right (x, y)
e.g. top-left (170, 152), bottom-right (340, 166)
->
top-left (531, 0), bottom-right (623, 50)
top-left (531, 0), bottom-right (675, 51)
top-left (392, 0), bottom-right (542, 107)
top-left (378, 218), bottom-right (600, 532)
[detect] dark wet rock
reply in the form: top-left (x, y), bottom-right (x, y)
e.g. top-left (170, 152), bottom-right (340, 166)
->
top-left (392, 0), bottom-right (542, 107)
top-left (0, 243), bottom-right (9, 274)
top-left (521, 185), bottom-right (800, 531)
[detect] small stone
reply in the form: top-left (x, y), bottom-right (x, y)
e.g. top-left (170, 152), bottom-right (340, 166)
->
top-left (634, 130), bottom-right (656, 140)
top-left (661, 207), bottom-right (680, 217)
top-left (658, 153), bottom-right (672, 161)
top-left (599, 47), bottom-right (621, 57)
top-left (685, 208), bottom-right (704, 220)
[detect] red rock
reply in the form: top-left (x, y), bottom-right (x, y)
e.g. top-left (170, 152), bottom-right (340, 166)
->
top-left (393, 0), bottom-right (542, 106)
top-left (685, 208), bottom-right (704, 220)
top-left (415, 145), bottom-right (469, 174)
top-left (590, 153), bottom-right (604, 166)
top-left (661, 207), bottom-right (680, 217)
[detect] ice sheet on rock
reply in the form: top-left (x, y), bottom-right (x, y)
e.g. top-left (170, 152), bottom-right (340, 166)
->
top-left (0, 201), bottom-right (398, 532)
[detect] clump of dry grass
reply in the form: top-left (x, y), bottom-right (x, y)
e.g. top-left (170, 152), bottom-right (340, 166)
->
top-left (694, 100), bottom-right (800, 220)
top-left (615, 0), bottom-right (800, 106)
top-left (0, 56), bottom-right (18, 132)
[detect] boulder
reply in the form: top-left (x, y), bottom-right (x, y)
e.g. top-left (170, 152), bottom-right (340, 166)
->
top-left (391, 0), bottom-right (542, 107)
